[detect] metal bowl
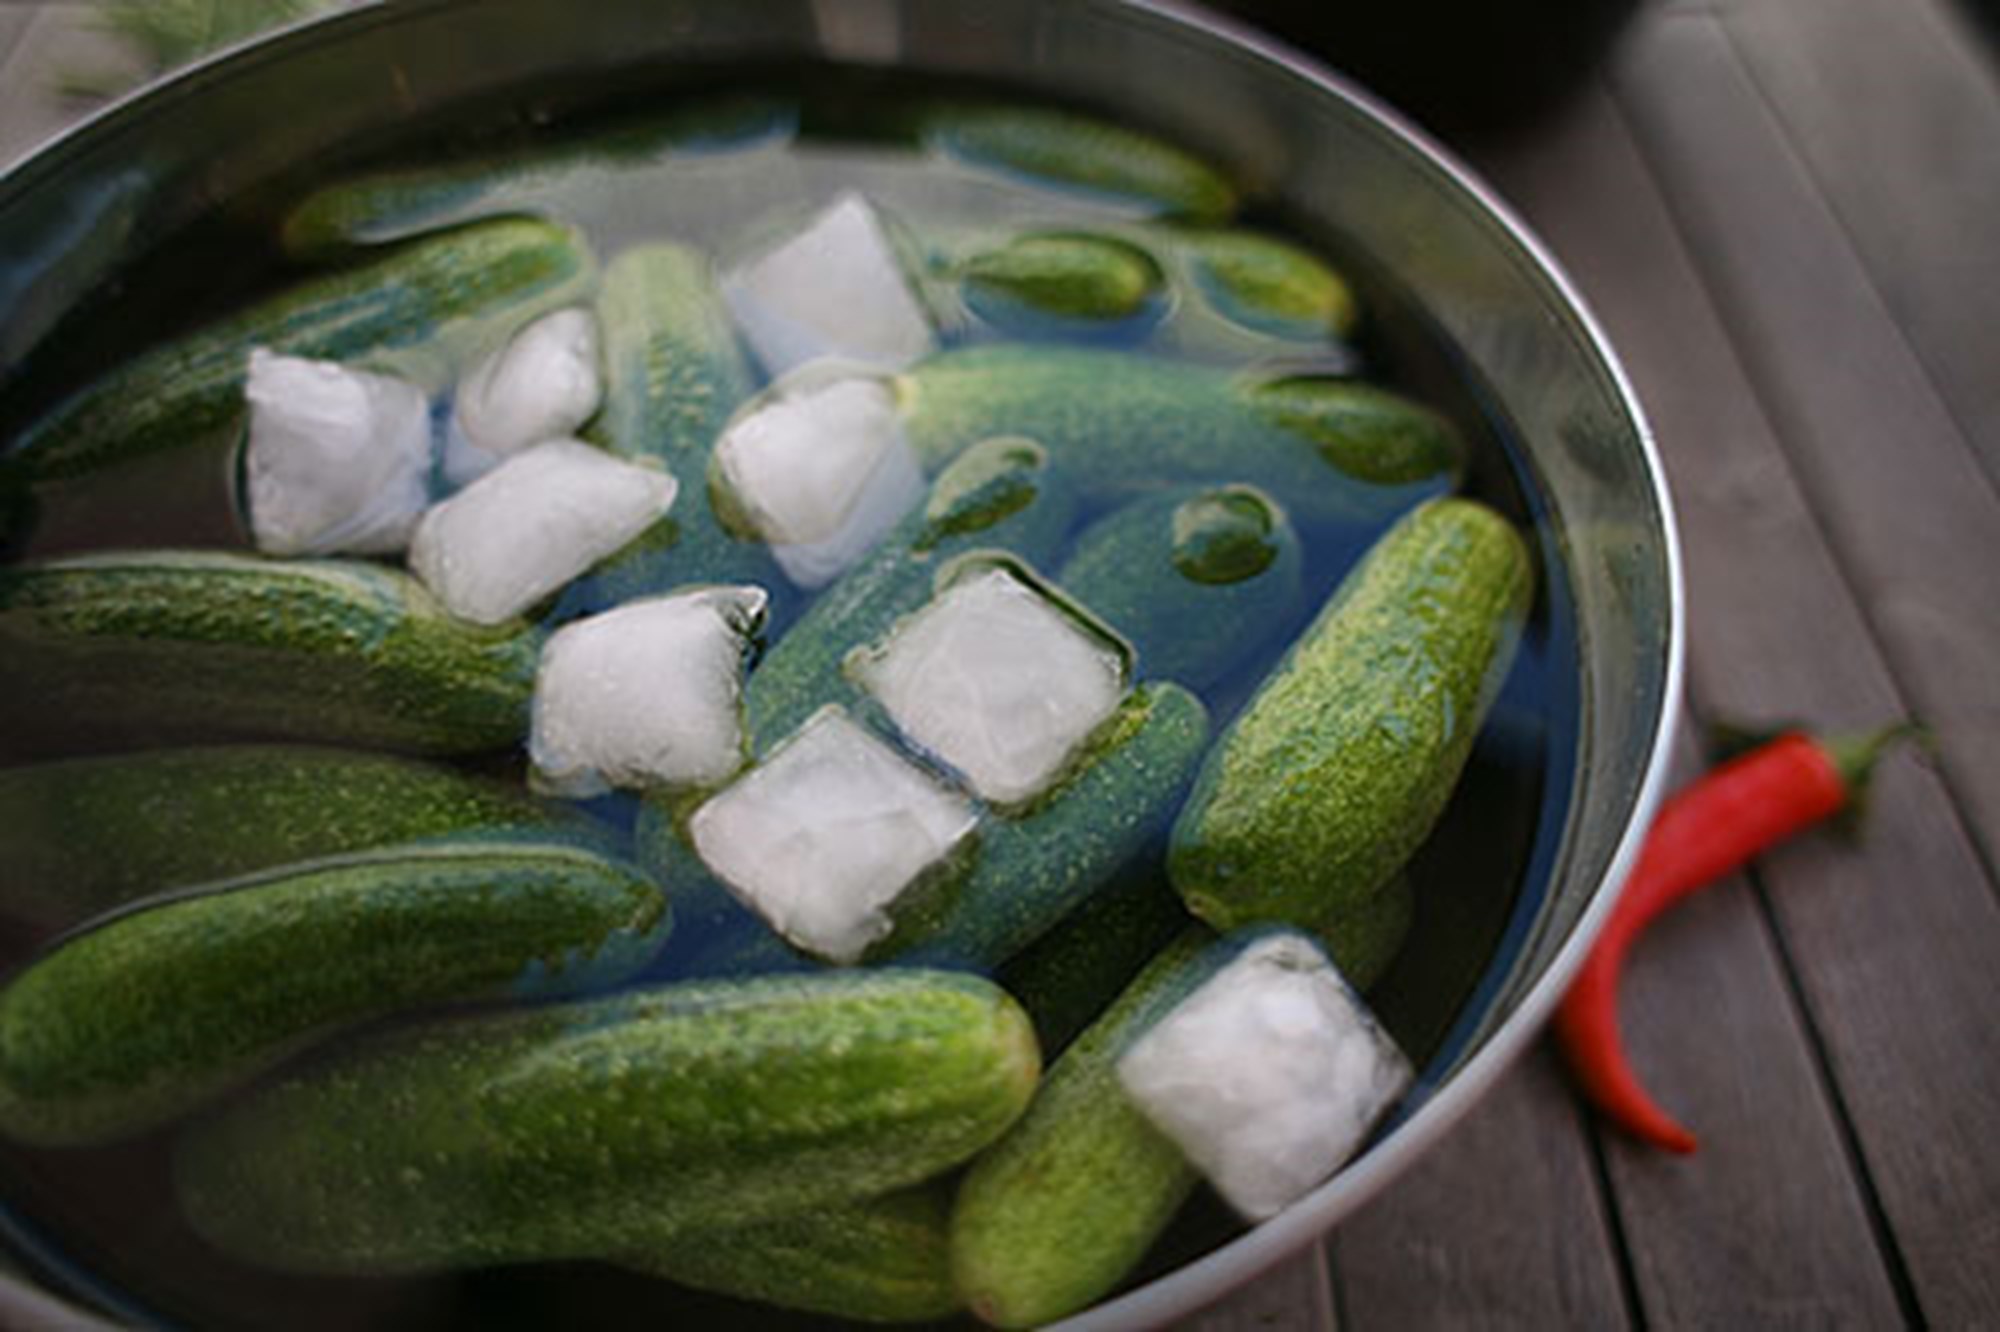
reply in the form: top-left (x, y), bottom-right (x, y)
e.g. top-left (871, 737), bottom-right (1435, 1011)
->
top-left (0, 1), bottom-right (1682, 1326)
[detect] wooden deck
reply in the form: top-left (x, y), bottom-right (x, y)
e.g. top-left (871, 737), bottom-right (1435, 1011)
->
top-left (2, 1), bottom-right (1996, 1328)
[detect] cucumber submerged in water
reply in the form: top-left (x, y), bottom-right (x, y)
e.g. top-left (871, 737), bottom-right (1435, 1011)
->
top-left (897, 345), bottom-right (1461, 529)
top-left (1056, 483), bottom-right (1303, 691)
top-left (13, 216), bottom-right (596, 482)
top-left (0, 745), bottom-right (583, 929)
top-left (0, 839), bottom-right (669, 1145)
top-left (176, 969), bottom-right (1040, 1273)
top-left (1170, 497), bottom-right (1533, 931)
top-left (0, 551), bottom-right (542, 756)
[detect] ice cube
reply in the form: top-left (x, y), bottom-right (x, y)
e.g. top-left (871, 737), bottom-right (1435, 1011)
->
top-left (688, 706), bottom-right (976, 963)
top-left (1116, 932), bottom-right (1414, 1221)
top-left (242, 348), bottom-right (433, 557)
top-left (407, 439), bottom-right (677, 626)
top-left (529, 585), bottom-right (769, 798)
top-left (849, 564), bottom-right (1127, 804)
top-left (711, 366), bottom-right (925, 588)
top-left (446, 307), bottom-right (603, 485)
top-left (721, 191), bottom-right (937, 377)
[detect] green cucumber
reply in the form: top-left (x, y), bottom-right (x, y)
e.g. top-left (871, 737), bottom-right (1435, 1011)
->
top-left (1318, 872), bottom-right (1416, 994)
top-left (624, 1184), bottom-right (961, 1324)
top-left (1172, 226), bottom-right (1361, 340)
top-left (281, 98), bottom-right (795, 256)
top-left (951, 927), bottom-right (1219, 1328)
top-left (896, 345), bottom-right (1461, 527)
top-left (673, 682), bottom-right (1208, 978)
top-left (12, 216), bottom-right (595, 481)
top-left (922, 104), bottom-right (1236, 222)
top-left (736, 435), bottom-right (1076, 753)
top-left (0, 745), bottom-right (583, 929)
top-left (556, 242), bottom-right (778, 619)
top-left (0, 839), bottom-right (668, 1145)
top-left (955, 231), bottom-right (1167, 324)
top-left (1170, 498), bottom-right (1532, 930)
top-left (1056, 484), bottom-right (1303, 691)
top-left (175, 969), bottom-right (1040, 1273)
top-left (0, 551), bottom-right (542, 755)
top-left (996, 865), bottom-right (1191, 1058)
top-left (891, 682), bottom-right (1208, 970)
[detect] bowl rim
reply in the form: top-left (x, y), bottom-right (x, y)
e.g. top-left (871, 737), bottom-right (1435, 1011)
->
top-left (0, 1), bottom-right (1685, 1327)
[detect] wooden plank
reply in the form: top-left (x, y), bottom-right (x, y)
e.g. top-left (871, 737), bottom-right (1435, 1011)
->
top-left (1608, 5), bottom-right (2000, 881)
top-left (1457, 69), bottom-right (1918, 1329)
top-left (1174, 1242), bottom-right (1336, 1332)
top-left (1330, 1048), bottom-right (1631, 1330)
top-left (1715, 0), bottom-right (2000, 486)
top-left (1486, 16), bottom-right (2000, 1326)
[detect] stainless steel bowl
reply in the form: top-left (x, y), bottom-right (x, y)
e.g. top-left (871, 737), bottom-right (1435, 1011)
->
top-left (0, 1), bottom-right (1682, 1326)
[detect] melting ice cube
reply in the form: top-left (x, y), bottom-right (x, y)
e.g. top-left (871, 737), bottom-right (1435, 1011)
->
top-left (243, 348), bottom-right (433, 557)
top-left (688, 706), bottom-right (976, 964)
top-left (850, 564), bottom-right (1127, 804)
top-left (529, 585), bottom-right (769, 798)
top-left (408, 439), bottom-right (677, 626)
top-left (1116, 932), bottom-right (1414, 1221)
top-left (446, 307), bottom-right (603, 485)
top-left (711, 366), bottom-right (925, 589)
top-left (721, 191), bottom-right (937, 378)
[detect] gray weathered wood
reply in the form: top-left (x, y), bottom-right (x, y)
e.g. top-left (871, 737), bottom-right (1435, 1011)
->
top-left (1330, 1048), bottom-right (1630, 1331)
top-left (1609, 5), bottom-right (2000, 881)
top-left (1175, 1242), bottom-right (1336, 1332)
top-left (0, 7), bottom-right (148, 172)
top-left (1483, 12), bottom-right (2000, 1325)
top-left (1715, 0), bottom-right (2000, 488)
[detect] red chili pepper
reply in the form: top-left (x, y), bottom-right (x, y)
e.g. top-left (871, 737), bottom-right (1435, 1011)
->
top-left (1553, 724), bottom-right (1915, 1153)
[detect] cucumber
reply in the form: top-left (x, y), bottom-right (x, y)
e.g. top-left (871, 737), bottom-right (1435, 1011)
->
top-left (896, 345), bottom-right (1460, 528)
top-left (951, 928), bottom-right (1218, 1328)
top-left (556, 242), bottom-right (778, 619)
top-left (922, 104), bottom-right (1237, 222)
top-left (736, 435), bottom-right (1076, 753)
top-left (624, 1184), bottom-right (961, 1324)
top-left (1170, 498), bottom-right (1532, 930)
top-left (996, 864), bottom-right (1191, 1057)
top-left (12, 216), bottom-right (595, 481)
top-left (0, 551), bottom-right (542, 756)
top-left (0, 839), bottom-right (669, 1145)
top-left (1319, 872), bottom-right (1415, 994)
top-left (282, 98), bottom-right (796, 256)
top-left (891, 682), bottom-right (1208, 970)
top-left (0, 745), bottom-right (583, 930)
top-left (670, 682), bottom-right (1208, 978)
top-left (1172, 226), bottom-right (1361, 340)
top-left (955, 231), bottom-right (1167, 323)
top-left (1056, 484), bottom-right (1303, 691)
top-left (175, 969), bottom-right (1040, 1273)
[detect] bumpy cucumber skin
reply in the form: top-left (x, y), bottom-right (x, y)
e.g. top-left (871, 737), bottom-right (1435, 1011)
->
top-left (0, 840), bottom-right (669, 1145)
top-left (997, 865), bottom-right (1192, 1058)
top-left (897, 345), bottom-right (1457, 528)
top-left (0, 552), bottom-right (542, 755)
top-left (1170, 498), bottom-right (1532, 931)
top-left (281, 98), bottom-right (796, 255)
top-left (951, 928), bottom-right (1219, 1329)
top-left (1248, 378), bottom-right (1464, 488)
top-left (0, 746), bottom-right (578, 929)
top-left (176, 970), bottom-right (1040, 1274)
top-left (626, 1184), bottom-right (961, 1324)
top-left (923, 104), bottom-right (1237, 222)
top-left (739, 437), bottom-right (1076, 753)
top-left (891, 683), bottom-right (1209, 971)
top-left (559, 243), bottom-right (777, 618)
top-left (13, 217), bottom-right (594, 480)
top-left (1056, 486), bottom-right (1303, 691)
top-left (1173, 227), bottom-right (1361, 339)
top-left (957, 232), bottom-right (1166, 322)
